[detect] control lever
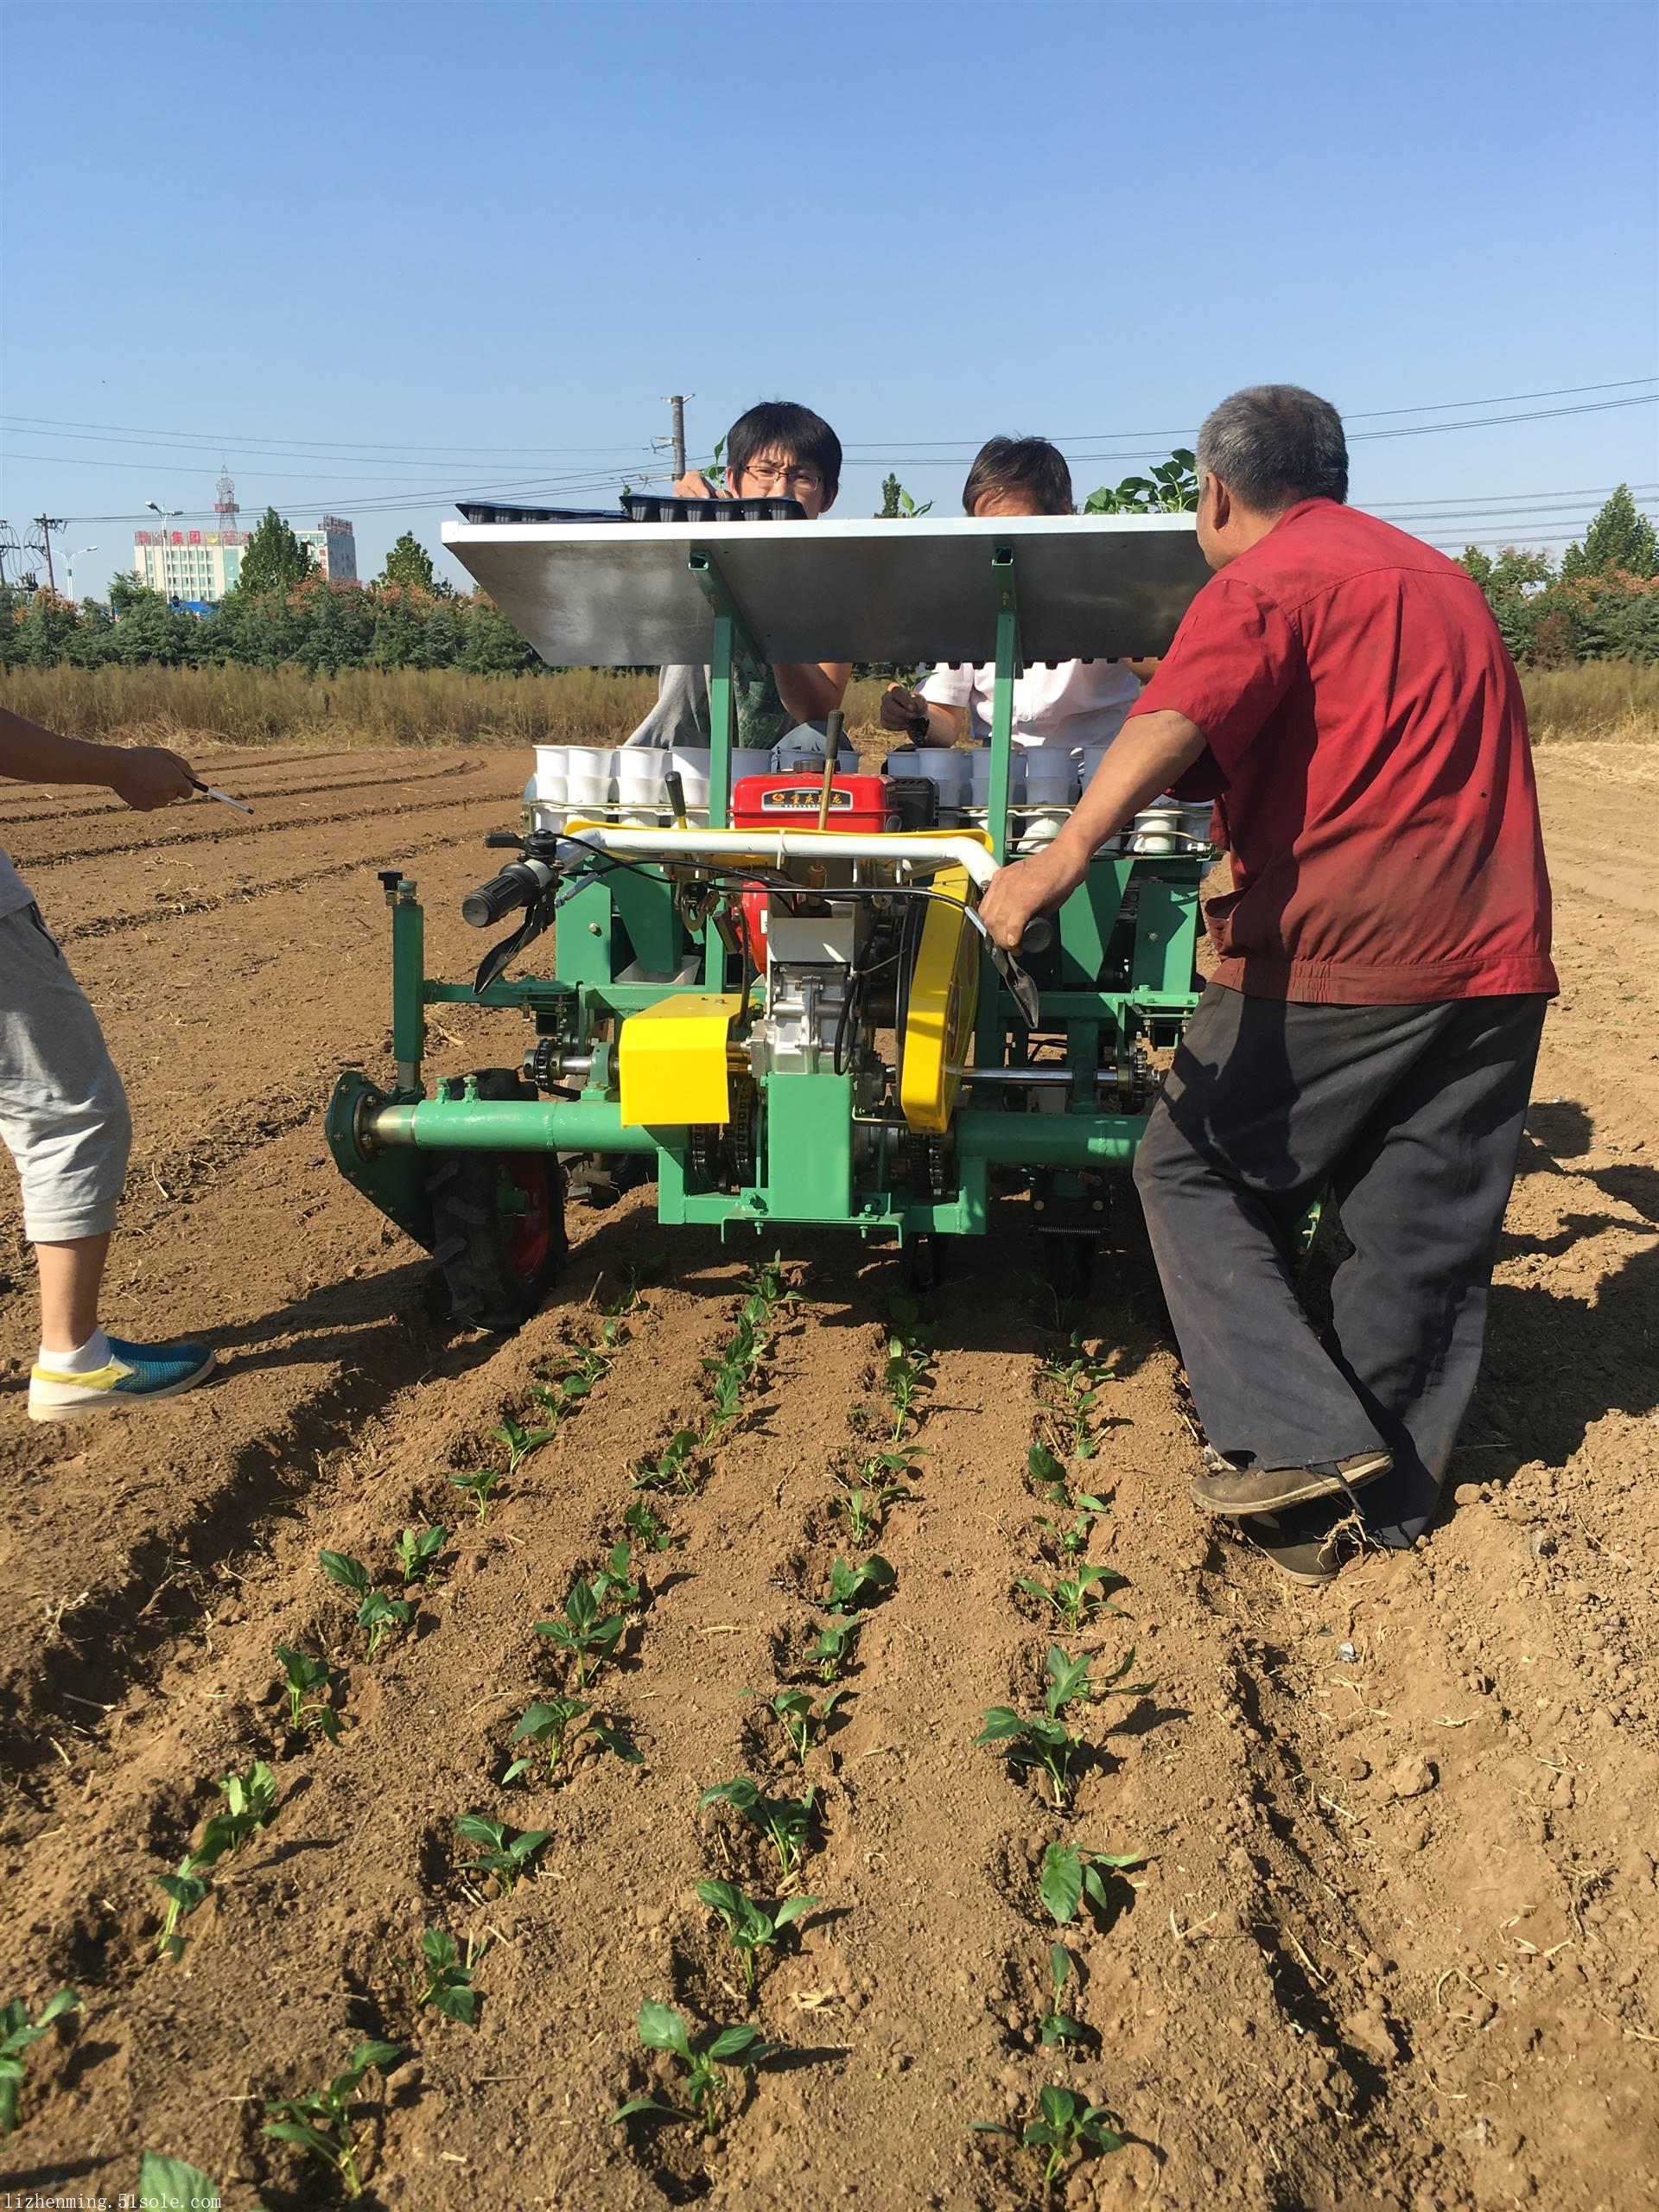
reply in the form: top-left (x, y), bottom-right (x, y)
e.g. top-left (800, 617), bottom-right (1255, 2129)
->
top-left (461, 857), bottom-right (557, 930)
top-left (817, 709), bottom-right (845, 830)
top-left (664, 770), bottom-right (689, 829)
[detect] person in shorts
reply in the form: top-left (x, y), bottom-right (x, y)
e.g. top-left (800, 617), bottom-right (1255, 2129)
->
top-left (1, 705), bottom-right (214, 1421)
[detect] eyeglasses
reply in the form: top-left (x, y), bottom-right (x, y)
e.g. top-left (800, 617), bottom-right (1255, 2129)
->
top-left (741, 459), bottom-right (824, 493)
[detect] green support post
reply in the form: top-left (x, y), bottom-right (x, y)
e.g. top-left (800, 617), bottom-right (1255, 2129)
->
top-left (987, 545), bottom-right (1020, 865)
top-left (385, 874), bottom-right (425, 1095)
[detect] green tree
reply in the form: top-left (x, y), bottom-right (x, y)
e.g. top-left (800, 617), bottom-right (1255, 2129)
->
top-left (1085, 448), bottom-right (1199, 514)
top-left (876, 474), bottom-right (932, 518)
top-left (236, 506), bottom-right (314, 596)
top-left (1560, 485), bottom-right (1657, 582)
top-left (378, 531), bottom-right (436, 591)
top-left (460, 594), bottom-right (535, 674)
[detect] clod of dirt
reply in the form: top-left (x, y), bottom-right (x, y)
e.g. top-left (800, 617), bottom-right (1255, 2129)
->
top-left (1387, 1754), bottom-right (1439, 1799)
top-left (1341, 2001), bottom-right (1403, 2067)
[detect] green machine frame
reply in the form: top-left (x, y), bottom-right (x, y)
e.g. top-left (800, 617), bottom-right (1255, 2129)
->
top-left (326, 537), bottom-right (1205, 1255)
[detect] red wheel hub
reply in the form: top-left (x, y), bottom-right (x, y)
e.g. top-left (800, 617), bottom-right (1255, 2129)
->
top-left (501, 1159), bottom-right (552, 1282)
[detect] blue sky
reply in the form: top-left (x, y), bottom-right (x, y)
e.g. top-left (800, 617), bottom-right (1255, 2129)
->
top-left (2, 0), bottom-right (1655, 601)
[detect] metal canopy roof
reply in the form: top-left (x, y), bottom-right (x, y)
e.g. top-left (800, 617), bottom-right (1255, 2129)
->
top-left (441, 512), bottom-right (1210, 667)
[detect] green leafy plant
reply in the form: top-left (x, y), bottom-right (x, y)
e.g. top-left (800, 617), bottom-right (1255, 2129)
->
top-left (695, 1880), bottom-right (819, 1991)
top-left (802, 1618), bottom-right (860, 1683)
top-left (1084, 447), bottom-right (1198, 515)
top-left (624, 1498), bottom-right (673, 1554)
top-left (1039, 1840), bottom-right (1144, 1926)
top-left (749, 1686), bottom-right (847, 1765)
top-left (1038, 1334), bottom-right (1116, 1459)
top-left (261, 2039), bottom-right (404, 2200)
top-left (883, 1294), bottom-right (934, 1440)
top-left (699, 1777), bottom-right (817, 1881)
top-left (632, 1427), bottom-right (701, 1495)
top-left (610, 2000), bottom-right (776, 2138)
top-left (153, 1858), bottom-right (212, 1962)
top-left (973, 2082), bottom-right (1125, 2183)
top-left (592, 1537), bottom-right (642, 1611)
top-left (503, 1698), bottom-right (640, 1785)
top-left (0, 1987), bottom-right (79, 2135)
top-left (137, 2153), bottom-right (225, 2205)
top-left (448, 1464), bottom-right (503, 1524)
top-left (531, 1344), bottom-right (607, 1416)
top-left (824, 1553), bottom-right (896, 1615)
top-left (1039, 1943), bottom-right (1084, 2046)
top-left (319, 1550), bottom-right (413, 1658)
top-left (831, 1451), bottom-right (916, 1546)
top-left (394, 1523), bottom-right (447, 1582)
top-left (274, 1644), bottom-right (340, 1741)
top-left (491, 1411), bottom-right (559, 1475)
top-left (1016, 1561), bottom-right (1126, 1633)
top-left (200, 1758), bottom-right (277, 1859)
top-left (454, 1815), bottom-right (551, 1897)
top-left (976, 1707), bottom-right (1082, 1808)
top-left (410, 1928), bottom-right (486, 2028)
top-left (536, 1575), bottom-right (626, 1688)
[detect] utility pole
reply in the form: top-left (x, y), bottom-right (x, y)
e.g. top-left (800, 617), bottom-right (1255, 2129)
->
top-left (664, 395), bottom-right (689, 480)
top-left (0, 522), bottom-right (12, 588)
top-left (35, 515), bottom-right (64, 595)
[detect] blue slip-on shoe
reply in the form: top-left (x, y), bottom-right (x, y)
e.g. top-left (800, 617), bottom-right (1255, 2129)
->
top-left (29, 1336), bottom-right (217, 1423)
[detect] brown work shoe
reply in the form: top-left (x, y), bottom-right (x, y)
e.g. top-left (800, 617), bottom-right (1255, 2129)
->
top-left (1191, 1447), bottom-right (1392, 1519)
top-left (1243, 1505), bottom-right (1378, 1586)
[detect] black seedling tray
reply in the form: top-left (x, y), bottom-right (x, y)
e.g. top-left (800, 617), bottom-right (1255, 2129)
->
top-left (622, 493), bottom-right (808, 524)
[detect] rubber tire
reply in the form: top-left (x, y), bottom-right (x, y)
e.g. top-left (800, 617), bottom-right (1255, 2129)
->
top-left (426, 1071), bottom-right (566, 1332)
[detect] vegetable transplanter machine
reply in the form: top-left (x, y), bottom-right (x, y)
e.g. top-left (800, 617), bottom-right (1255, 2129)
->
top-left (326, 507), bottom-right (1215, 1325)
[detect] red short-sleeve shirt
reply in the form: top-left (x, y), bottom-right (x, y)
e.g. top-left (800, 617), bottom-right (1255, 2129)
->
top-left (1131, 499), bottom-right (1557, 1004)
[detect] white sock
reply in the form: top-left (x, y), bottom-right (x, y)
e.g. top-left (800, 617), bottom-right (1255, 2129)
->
top-left (37, 1327), bottom-right (112, 1374)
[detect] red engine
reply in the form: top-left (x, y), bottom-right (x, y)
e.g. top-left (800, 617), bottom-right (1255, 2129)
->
top-left (731, 772), bottom-right (899, 966)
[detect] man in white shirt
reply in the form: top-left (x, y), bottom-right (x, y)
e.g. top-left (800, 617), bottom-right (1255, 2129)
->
top-left (880, 437), bottom-right (1141, 750)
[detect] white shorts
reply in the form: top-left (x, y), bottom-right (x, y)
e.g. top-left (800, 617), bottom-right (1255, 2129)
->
top-left (0, 903), bottom-right (132, 1243)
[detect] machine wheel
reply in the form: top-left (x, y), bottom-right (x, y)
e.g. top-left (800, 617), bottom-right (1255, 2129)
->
top-left (427, 1071), bottom-right (566, 1332)
top-left (902, 1233), bottom-right (947, 1294)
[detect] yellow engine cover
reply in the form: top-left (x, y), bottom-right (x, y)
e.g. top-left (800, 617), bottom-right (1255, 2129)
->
top-left (618, 995), bottom-right (744, 1128)
top-left (899, 861), bottom-right (980, 1135)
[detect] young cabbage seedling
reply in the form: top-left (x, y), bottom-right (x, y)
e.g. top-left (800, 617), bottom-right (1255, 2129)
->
top-left (448, 1464), bottom-right (503, 1524)
top-left (802, 1619), bottom-right (860, 1683)
top-left (824, 1553), bottom-right (897, 1615)
top-left (261, 2038), bottom-right (404, 2201)
top-left (749, 1687), bottom-right (848, 1766)
top-left (199, 1758), bottom-right (277, 1860)
top-left (695, 1880), bottom-right (820, 1991)
top-left (632, 1427), bottom-right (701, 1495)
top-left (153, 1856), bottom-right (212, 1962)
top-left (394, 1523), bottom-right (448, 1582)
top-left (1039, 1943), bottom-right (1085, 2046)
top-left (975, 1706), bottom-right (1083, 1808)
top-left (592, 1537), bottom-right (641, 1612)
top-left (972, 2083), bottom-right (1124, 2185)
top-left (137, 2156), bottom-right (221, 2205)
top-left (1039, 1840), bottom-right (1145, 1926)
top-left (623, 1498), bottom-right (673, 1554)
top-left (1016, 1561), bottom-right (1127, 1633)
top-left (699, 1778), bottom-right (817, 1881)
top-left (319, 1550), bottom-right (412, 1658)
top-left (883, 1297), bottom-right (934, 1442)
top-left (504, 1699), bottom-right (641, 1786)
top-left (274, 1644), bottom-right (340, 1742)
top-left (1039, 1333), bottom-right (1117, 1461)
top-left (609, 2000), bottom-right (778, 2138)
top-left (536, 1575), bottom-right (626, 1688)
top-left (0, 1988), bottom-right (79, 2136)
top-left (454, 1815), bottom-right (551, 1897)
top-left (491, 1411), bottom-right (559, 1475)
top-left (410, 1928), bottom-right (487, 2027)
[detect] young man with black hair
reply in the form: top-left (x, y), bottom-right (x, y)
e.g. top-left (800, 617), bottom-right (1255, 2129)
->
top-left (980, 385), bottom-right (1555, 1584)
top-left (879, 435), bottom-right (1141, 751)
top-left (626, 399), bottom-right (850, 748)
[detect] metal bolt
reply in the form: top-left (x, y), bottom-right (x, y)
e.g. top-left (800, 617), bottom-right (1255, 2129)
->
top-left (588, 921), bottom-right (602, 936)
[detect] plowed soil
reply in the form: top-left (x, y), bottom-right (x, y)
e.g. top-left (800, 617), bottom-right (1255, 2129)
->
top-left (2, 743), bottom-right (1656, 2212)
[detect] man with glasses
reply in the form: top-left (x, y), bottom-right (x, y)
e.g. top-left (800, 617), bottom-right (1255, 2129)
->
top-left (626, 400), bottom-right (850, 749)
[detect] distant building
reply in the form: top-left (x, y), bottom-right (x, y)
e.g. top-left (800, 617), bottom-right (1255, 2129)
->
top-left (130, 471), bottom-right (357, 603)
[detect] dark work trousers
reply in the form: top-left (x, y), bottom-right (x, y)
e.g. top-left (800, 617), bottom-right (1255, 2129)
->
top-left (1133, 983), bottom-right (1548, 1548)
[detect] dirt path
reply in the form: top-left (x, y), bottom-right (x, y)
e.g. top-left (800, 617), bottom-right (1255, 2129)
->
top-left (1, 745), bottom-right (1655, 2210)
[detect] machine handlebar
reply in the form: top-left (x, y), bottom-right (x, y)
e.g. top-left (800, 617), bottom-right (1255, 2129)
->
top-left (461, 858), bottom-right (557, 930)
top-left (1018, 917), bottom-right (1053, 956)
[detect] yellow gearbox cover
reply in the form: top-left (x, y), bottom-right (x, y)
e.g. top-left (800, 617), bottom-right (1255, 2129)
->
top-left (618, 995), bottom-right (744, 1128)
top-left (899, 861), bottom-right (980, 1135)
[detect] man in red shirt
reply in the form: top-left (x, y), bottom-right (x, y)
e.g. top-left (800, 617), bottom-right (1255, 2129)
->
top-left (981, 385), bottom-right (1554, 1582)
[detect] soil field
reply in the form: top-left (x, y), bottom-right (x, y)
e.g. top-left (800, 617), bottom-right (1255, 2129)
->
top-left (2, 743), bottom-right (1656, 2212)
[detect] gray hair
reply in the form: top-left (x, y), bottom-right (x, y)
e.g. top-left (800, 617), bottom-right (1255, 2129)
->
top-left (1196, 385), bottom-right (1348, 512)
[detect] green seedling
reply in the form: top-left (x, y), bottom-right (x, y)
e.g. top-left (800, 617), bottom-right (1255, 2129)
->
top-left (199, 1758), bottom-right (277, 1860)
top-left (394, 1523), bottom-right (447, 1582)
top-left (610, 2001), bottom-right (777, 2139)
top-left (448, 1464), bottom-right (503, 1524)
top-left (1016, 1561), bottom-right (1127, 1633)
top-left (1039, 1943), bottom-right (1085, 2046)
top-left (319, 1550), bottom-right (412, 1657)
top-left (536, 1574), bottom-right (626, 1688)
top-left (632, 1427), bottom-right (701, 1495)
top-left (137, 2154), bottom-right (225, 2205)
top-left (831, 1452), bottom-right (916, 1545)
top-left (1027, 1440), bottom-right (1068, 1493)
top-left (0, 1988), bottom-right (79, 2135)
top-left (598, 1278), bottom-right (646, 1347)
top-left (802, 1619), bottom-right (860, 1683)
top-left (749, 1686), bottom-right (848, 1765)
top-left (262, 2039), bottom-right (404, 2200)
top-left (973, 2082), bottom-right (1124, 2185)
top-left (503, 1698), bottom-right (640, 1785)
top-left (883, 1298), bottom-right (934, 1441)
top-left (1039, 1333), bottom-right (1116, 1460)
top-left (824, 1552), bottom-right (896, 1615)
top-left (274, 1644), bottom-right (340, 1741)
top-left (1039, 1841), bottom-right (1144, 1926)
top-left (975, 1706), bottom-right (1083, 1808)
top-left (593, 1537), bottom-right (642, 1611)
top-left (696, 1880), bottom-right (820, 1990)
top-left (700, 1777), bottom-right (817, 1881)
top-left (491, 1411), bottom-right (559, 1474)
top-left (703, 1358), bottom-right (747, 1435)
top-left (623, 1498), bottom-right (673, 1554)
top-left (153, 1856), bottom-right (212, 1962)
top-left (454, 1815), bottom-right (550, 1897)
top-left (531, 1345), bottom-right (607, 1417)
top-left (410, 1928), bottom-right (487, 2027)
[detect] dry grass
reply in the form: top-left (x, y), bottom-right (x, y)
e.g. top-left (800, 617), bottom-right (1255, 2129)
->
top-left (2, 660), bottom-right (1652, 752)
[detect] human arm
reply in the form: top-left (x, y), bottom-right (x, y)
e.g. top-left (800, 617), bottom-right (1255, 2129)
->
top-left (674, 469), bottom-right (728, 500)
top-left (879, 683), bottom-right (965, 741)
top-left (976, 709), bottom-right (1207, 949)
top-left (773, 660), bottom-right (852, 725)
top-left (0, 707), bottom-right (198, 811)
